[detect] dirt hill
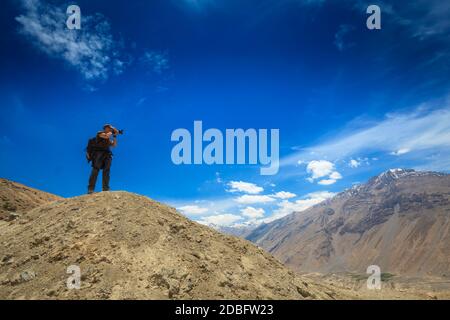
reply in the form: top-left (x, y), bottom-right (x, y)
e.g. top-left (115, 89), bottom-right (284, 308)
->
top-left (0, 178), bottom-right (61, 221)
top-left (247, 169), bottom-right (450, 278)
top-left (0, 190), bottom-right (345, 300)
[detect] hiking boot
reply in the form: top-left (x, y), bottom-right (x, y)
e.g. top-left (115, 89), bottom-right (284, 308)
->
top-left (87, 189), bottom-right (95, 194)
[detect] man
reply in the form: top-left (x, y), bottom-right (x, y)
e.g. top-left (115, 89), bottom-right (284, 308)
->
top-left (87, 124), bottom-right (118, 194)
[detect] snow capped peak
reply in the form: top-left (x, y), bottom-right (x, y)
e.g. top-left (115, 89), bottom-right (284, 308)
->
top-left (371, 168), bottom-right (446, 185)
top-left (389, 168), bottom-right (406, 173)
top-left (386, 168), bottom-right (415, 179)
top-left (342, 169), bottom-right (447, 196)
top-left (374, 168), bottom-right (415, 183)
top-left (324, 169), bottom-right (447, 203)
top-left (384, 168), bottom-right (446, 178)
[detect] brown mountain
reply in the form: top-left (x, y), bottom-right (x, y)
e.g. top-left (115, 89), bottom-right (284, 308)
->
top-left (0, 186), bottom-right (346, 300)
top-left (0, 178), bottom-right (61, 221)
top-left (247, 169), bottom-right (450, 278)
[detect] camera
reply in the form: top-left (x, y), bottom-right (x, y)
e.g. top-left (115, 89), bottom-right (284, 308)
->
top-left (115, 129), bottom-right (124, 135)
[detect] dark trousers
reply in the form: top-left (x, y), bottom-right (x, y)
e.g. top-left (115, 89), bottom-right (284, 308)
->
top-left (88, 153), bottom-right (112, 191)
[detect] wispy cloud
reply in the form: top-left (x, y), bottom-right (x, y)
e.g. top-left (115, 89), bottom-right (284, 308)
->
top-left (262, 191), bottom-right (335, 223)
top-left (390, 148), bottom-right (411, 156)
top-left (16, 0), bottom-right (125, 81)
top-left (178, 205), bottom-right (209, 215)
top-left (334, 24), bottom-right (355, 52)
top-left (198, 213), bottom-right (243, 227)
top-left (136, 97), bottom-right (147, 107)
top-left (283, 100), bottom-right (450, 171)
top-left (383, 0), bottom-right (450, 41)
top-left (240, 207), bottom-right (265, 219)
top-left (175, 0), bottom-right (219, 12)
top-left (226, 181), bottom-right (264, 194)
top-left (272, 191), bottom-right (296, 199)
top-left (141, 50), bottom-right (170, 74)
top-left (235, 195), bottom-right (276, 204)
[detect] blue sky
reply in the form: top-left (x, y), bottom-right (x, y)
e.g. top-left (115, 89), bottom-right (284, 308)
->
top-left (0, 0), bottom-right (449, 227)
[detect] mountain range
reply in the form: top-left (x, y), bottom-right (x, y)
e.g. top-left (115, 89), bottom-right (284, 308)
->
top-left (246, 169), bottom-right (450, 278)
top-left (1, 170), bottom-right (449, 300)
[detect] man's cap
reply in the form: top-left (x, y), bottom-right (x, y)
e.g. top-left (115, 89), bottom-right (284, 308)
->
top-left (103, 124), bottom-right (114, 129)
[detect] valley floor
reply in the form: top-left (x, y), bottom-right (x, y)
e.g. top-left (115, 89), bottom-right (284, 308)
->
top-left (303, 273), bottom-right (450, 300)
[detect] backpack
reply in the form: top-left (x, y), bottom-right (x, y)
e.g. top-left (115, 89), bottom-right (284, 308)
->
top-left (86, 132), bottom-right (113, 162)
top-left (85, 137), bottom-right (97, 163)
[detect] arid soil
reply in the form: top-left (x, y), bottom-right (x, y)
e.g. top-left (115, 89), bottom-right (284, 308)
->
top-left (0, 190), bottom-right (347, 300)
top-left (303, 273), bottom-right (450, 300)
top-left (0, 178), bottom-right (61, 221)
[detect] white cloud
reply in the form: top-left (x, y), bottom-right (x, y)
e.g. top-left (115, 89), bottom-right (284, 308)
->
top-left (263, 191), bottom-right (335, 223)
top-left (240, 207), bottom-right (265, 219)
top-left (318, 179), bottom-right (337, 185)
top-left (227, 181), bottom-right (264, 194)
top-left (177, 205), bottom-right (209, 216)
top-left (235, 195), bottom-right (276, 204)
top-left (308, 191), bottom-right (336, 199)
top-left (329, 171), bottom-right (342, 180)
top-left (306, 160), bottom-right (334, 179)
top-left (16, 0), bottom-right (125, 81)
top-left (391, 148), bottom-right (411, 156)
top-left (306, 160), bottom-right (342, 185)
top-left (199, 214), bottom-right (243, 227)
top-left (349, 159), bottom-right (360, 168)
top-left (272, 191), bottom-right (297, 199)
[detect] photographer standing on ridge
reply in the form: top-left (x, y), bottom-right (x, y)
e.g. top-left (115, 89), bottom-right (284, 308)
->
top-left (86, 124), bottom-right (122, 194)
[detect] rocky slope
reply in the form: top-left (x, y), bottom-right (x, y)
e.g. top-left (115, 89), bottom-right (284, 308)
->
top-left (247, 169), bottom-right (450, 278)
top-left (0, 178), bottom-right (61, 221)
top-left (0, 189), bottom-right (345, 300)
